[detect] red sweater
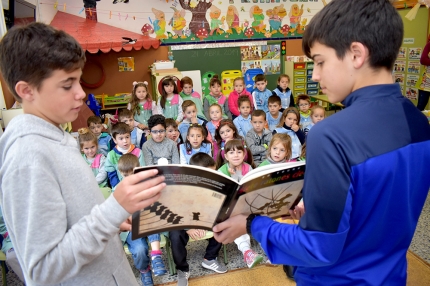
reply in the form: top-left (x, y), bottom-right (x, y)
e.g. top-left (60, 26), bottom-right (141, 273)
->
top-left (228, 90), bottom-right (255, 116)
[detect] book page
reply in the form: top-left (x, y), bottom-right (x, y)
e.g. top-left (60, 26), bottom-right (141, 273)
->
top-left (228, 162), bottom-right (305, 219)
top-left (132, 165), bottom-right (239, 239)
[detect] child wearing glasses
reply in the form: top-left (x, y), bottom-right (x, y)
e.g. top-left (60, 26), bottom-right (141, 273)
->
top-left (296, 94), bottom-right (312, 134)
top-left (142, 115), bottom-right (180, 165)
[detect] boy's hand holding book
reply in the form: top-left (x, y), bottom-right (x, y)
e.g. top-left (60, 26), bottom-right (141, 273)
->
top-left (114, 169), bottom-right (166, 214)
top-left (213, 214), bottom-right (247, 244)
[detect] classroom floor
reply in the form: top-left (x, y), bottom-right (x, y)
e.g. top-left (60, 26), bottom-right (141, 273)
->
top-left (1, 192), bottom-right (429, 285)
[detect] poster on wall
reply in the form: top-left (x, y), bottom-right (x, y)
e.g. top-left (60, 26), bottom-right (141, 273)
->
top-left (241, 45), bottom-right (281, 75)
top-left (405, 87), bottom-right (418, 100)
top-left (394, 60), bottom-right (406, 73)
top-left (406, 74), bottom-right (419, 87)
top-left (408, 48), bottom-right (422, 60)
top-left (394, 73), bottom-right (404, 85)
top-left (407, 60), bottom-right (420, 74)
top-left (398, 47), bottom-right (407, 59)
top-left (118, 57), bottom-right (135, 72)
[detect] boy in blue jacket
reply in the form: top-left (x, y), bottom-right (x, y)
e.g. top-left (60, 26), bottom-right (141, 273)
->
top-left (213, 0), bottom-right (430, 285)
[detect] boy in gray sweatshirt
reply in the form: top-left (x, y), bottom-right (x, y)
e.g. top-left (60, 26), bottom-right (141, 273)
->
top-left (0, 22), bottom-right (166, 286)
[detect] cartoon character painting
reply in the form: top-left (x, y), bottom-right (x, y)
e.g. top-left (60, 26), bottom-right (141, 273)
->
top-left (249, 5), bottom-right (266, 33)
top-left (289, 4), bottom-right (303, 35)
top-left (226, 5), bottom-right (241, 34)
top-left (152, 8), bottom-right (167, 39)
top-left (209, 5), bottom-right (225, 35)
top-left (267, 4), bottom-right (286, 35)
top-left (169, 7), bottom-right (187, 38)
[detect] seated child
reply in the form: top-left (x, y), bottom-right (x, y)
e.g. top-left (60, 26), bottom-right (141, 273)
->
top-left (217, 140), bottom-right (262, 268)
top-left (228, 77), bottom-right (254, 119)
top-left (273, 107), bottom-right (305, 160)
top-left (128, 81), bottom-right (158, 131)
top-left (245, 110), bottom-right (273, 166)
top-left (104, 122), bottom-right (145, 189)
top-left (203, 75), bottom-right (232, 120)
top-left (170, 153), bottom-right (227, 286)
top-left (142, 115), bottom-right (180, 165)
top-left (206, 103), bottom-right (223, 143)
top-left (307, 105), bottom-right (325, 132)
top-left (272, 74), bottom-right (295, 110)
top-left (252, 74), bottom-right (272, 113)
top-left (213, 119), bottom-right (244, 163)
top-left (119, 108), bottom-right (146, 149)
top-left (233, 96), bottom-right (253, 138)
top-left (296, 94), bottom-right (312, 134)
top-left (178, 100), bottom-right (207, 142)
top-left (117, 154), bottom-right (167, 286)
top-left (87, 115), bottom-right (111, 156)
top-left (78, 128), bottom-right (108, 187)
top-left (165, 118), bottom-right (183, 149)
top-left (266, 95), bottom-right (283, 131)
top-left (179, 124), bottom-right (212, 164)
top-left (259, 133), bottom-right (292, 167)
top-left (180, 76), bottom-right (207, 121)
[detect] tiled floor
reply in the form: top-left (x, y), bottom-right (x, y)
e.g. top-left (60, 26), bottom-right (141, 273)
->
top-left (2, 192), bottom-right (429, 285)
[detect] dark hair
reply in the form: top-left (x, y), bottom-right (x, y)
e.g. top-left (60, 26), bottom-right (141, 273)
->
top-left (238, 96), bottom-right (251, 108)
top-left (268, 95), bottom-right (281, 105)
top-left (118, 153), bottom-right (140, 175)
top-left (78, 128), bottom-right (98, 150)
top-left (130, 81), bottom-right (151, 116)
top-left (118, 108), bottom-right (133, 120)
top-left (221, 139), bottom-right (255, 169)
top-left (160, 77), bottom-right (179, 109)
top-left (87, 115), bottom-right (102, 126)
top-left (189, 153), bottom-right (216, 168)
top-left (148, 114), bottom-right (166, 130)
top-left (210, 75), bottom-right (221, 87)
top-left (277, 107), bottom-right (300, 127)
top-left (180, 76), bottom-right (193, 87)
top-left (0, 22), bottom-right (85, 103)
top-left (302, 0), bottom-right (403, 70)
top-left (277, 74), bottom-right (290, 83)
top-left (165, 118), bottom-right (178, 128)
top-left (184, 124), bottom-right (210, 154)
top-left (182, 100), bottom-right (196, 113)
top-left (254, 74), bottom-right (267, 83)
top-left (268, 133), bottom-right (292, 161)
top-left (214, 119), bottom-right (241, 148)
top-left (296, 94), bottom-right (311, 104)
top-left (251, 110), bottom-right (266, 120)
top-left (111, 122), bottom-right (131, 139)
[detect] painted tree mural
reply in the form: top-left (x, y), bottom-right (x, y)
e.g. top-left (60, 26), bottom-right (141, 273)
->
top-left (179, 0), bottom-right (212, 35)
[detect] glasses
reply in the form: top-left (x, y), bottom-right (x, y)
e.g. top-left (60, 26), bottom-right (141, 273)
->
top-left (298, 103), bottom-right (310, 107)
top-left (151, 129), bottom-right (166, 134)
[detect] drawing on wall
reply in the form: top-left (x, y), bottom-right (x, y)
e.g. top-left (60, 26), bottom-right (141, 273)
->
top-left (405, 87), bottom-right (418, 100)
top-left (394, 73), bottom-right (404, 85)
top-left (118, 57), bottom-right (135, 71)
top-left (406, 74), bottom-right (419, 87)
top-left (393, 60), bottom-right (406, 73)
top-left (241, 44), bottom-right (280, 75)
top-left (407, 60), bottom-right (420, 74)
top-left (398, 47), bottom-right (407, 59)
top-left (408, 47), bottom-right (422, 60)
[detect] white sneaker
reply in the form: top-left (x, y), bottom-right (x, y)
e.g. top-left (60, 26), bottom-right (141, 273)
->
top-left (202, 258), bottom-right (228, 273)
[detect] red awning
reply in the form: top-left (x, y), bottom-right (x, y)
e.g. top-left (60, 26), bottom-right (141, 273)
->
top-left (50, 11), bottom-right (160, 53)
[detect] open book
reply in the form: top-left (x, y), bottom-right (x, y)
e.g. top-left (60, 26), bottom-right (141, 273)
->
top-left (131, 161), bottom-right (305, 239)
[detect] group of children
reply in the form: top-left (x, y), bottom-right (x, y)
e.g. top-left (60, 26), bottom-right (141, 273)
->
top-left (76, 72), bottom-right (327, 286)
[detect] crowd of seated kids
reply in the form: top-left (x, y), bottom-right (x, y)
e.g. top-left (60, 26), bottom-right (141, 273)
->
top-left (72, 73), bottom-right (325, 286)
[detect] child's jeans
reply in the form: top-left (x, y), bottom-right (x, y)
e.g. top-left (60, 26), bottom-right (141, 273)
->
top-left (126, 233), bottom-right (160, 271)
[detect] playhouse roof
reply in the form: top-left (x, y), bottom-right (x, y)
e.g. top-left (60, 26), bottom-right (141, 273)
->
top-left (50, 11), bottom-right (160, 53)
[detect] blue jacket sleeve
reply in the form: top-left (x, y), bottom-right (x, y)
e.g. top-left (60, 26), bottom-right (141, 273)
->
top-left (108, 171), bottom-right (119, 188)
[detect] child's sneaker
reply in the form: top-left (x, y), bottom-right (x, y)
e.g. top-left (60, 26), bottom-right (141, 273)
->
top-left (151, 255), bottom-right (167, 276)
top-left (177, 270), bottom-right (189, 286)
top-left (201, 258), bottom-right (228, 273)
top-left (243, 249), bottom-right (263, 268)
top-left (140, 268), bottom-right (154, 286)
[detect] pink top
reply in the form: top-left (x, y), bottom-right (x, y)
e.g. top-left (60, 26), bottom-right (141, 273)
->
top-left (228, 90), bottom-right (254, 116)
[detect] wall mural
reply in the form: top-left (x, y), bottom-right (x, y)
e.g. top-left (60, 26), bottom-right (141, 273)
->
top-left (41, 0), bottom-right (328, 44)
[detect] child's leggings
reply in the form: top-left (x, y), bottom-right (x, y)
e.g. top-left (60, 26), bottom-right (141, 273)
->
top-left (234, 234), bottom-right (251, 254)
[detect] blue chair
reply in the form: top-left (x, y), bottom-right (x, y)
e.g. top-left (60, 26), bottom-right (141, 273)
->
top-left (86, 93), bottom-right (102, 117)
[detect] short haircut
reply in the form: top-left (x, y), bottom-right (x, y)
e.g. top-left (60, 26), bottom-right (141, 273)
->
top-left (277, 107), bottom-right (300, 127)
top-left (118, 153), bottom-right (140, 175)
top-left (311, 105), bottom-right (326, 116)
top-left (189, 153), bottom-right (216, 168)
top-left (268, 95), bottom-right (281, 105)
top-left (78, 128), bottom-right (98, 150)
top-left (118, 108), bottom-right (133, 120)
top-left (111, 122), bottom-right (131, 139)
top-left (210, 75), bottom-right (221, 87)
top-left (302, 0), bottom-right (403, 70)
top-left (165, 118), bottom-right (178, 128)
top-left (0, 22), bottom-right (85, 103)
top-left (251, 110), bottom-right (266, 120)
top-left (238, 96), bottom-right (251, 108)
top-left (254, 74), bottom-right (267, 83)
top-left (87, 116), bottom-right (102, 126)
top-left (180, 76), bottom-right (193, 87)
top-left (278, 74), bottom-right (290, 83)
top-left (297, 94), bottom-right (311, 104)
top-left (148, 114), bottom-right (166, 130)
top-left (182, 100), bottom-right (196, 112)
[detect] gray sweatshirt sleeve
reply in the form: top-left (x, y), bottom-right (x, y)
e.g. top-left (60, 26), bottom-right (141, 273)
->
top-left (224, 100), bottom-right (232, 119)
top-left (142, 141), bottom-right (155, 166)
top-left (95, 155), bottom-right (108, 185)
top-left (2, 166), bottom-right (130, 284)
top-left (246, 132), bottom-right (266, 155)
top-left (171, 141), bottom-right (180, 164)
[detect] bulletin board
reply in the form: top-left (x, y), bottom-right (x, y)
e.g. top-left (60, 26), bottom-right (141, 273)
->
top-left (394, 7), bottom-right (429, 105)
